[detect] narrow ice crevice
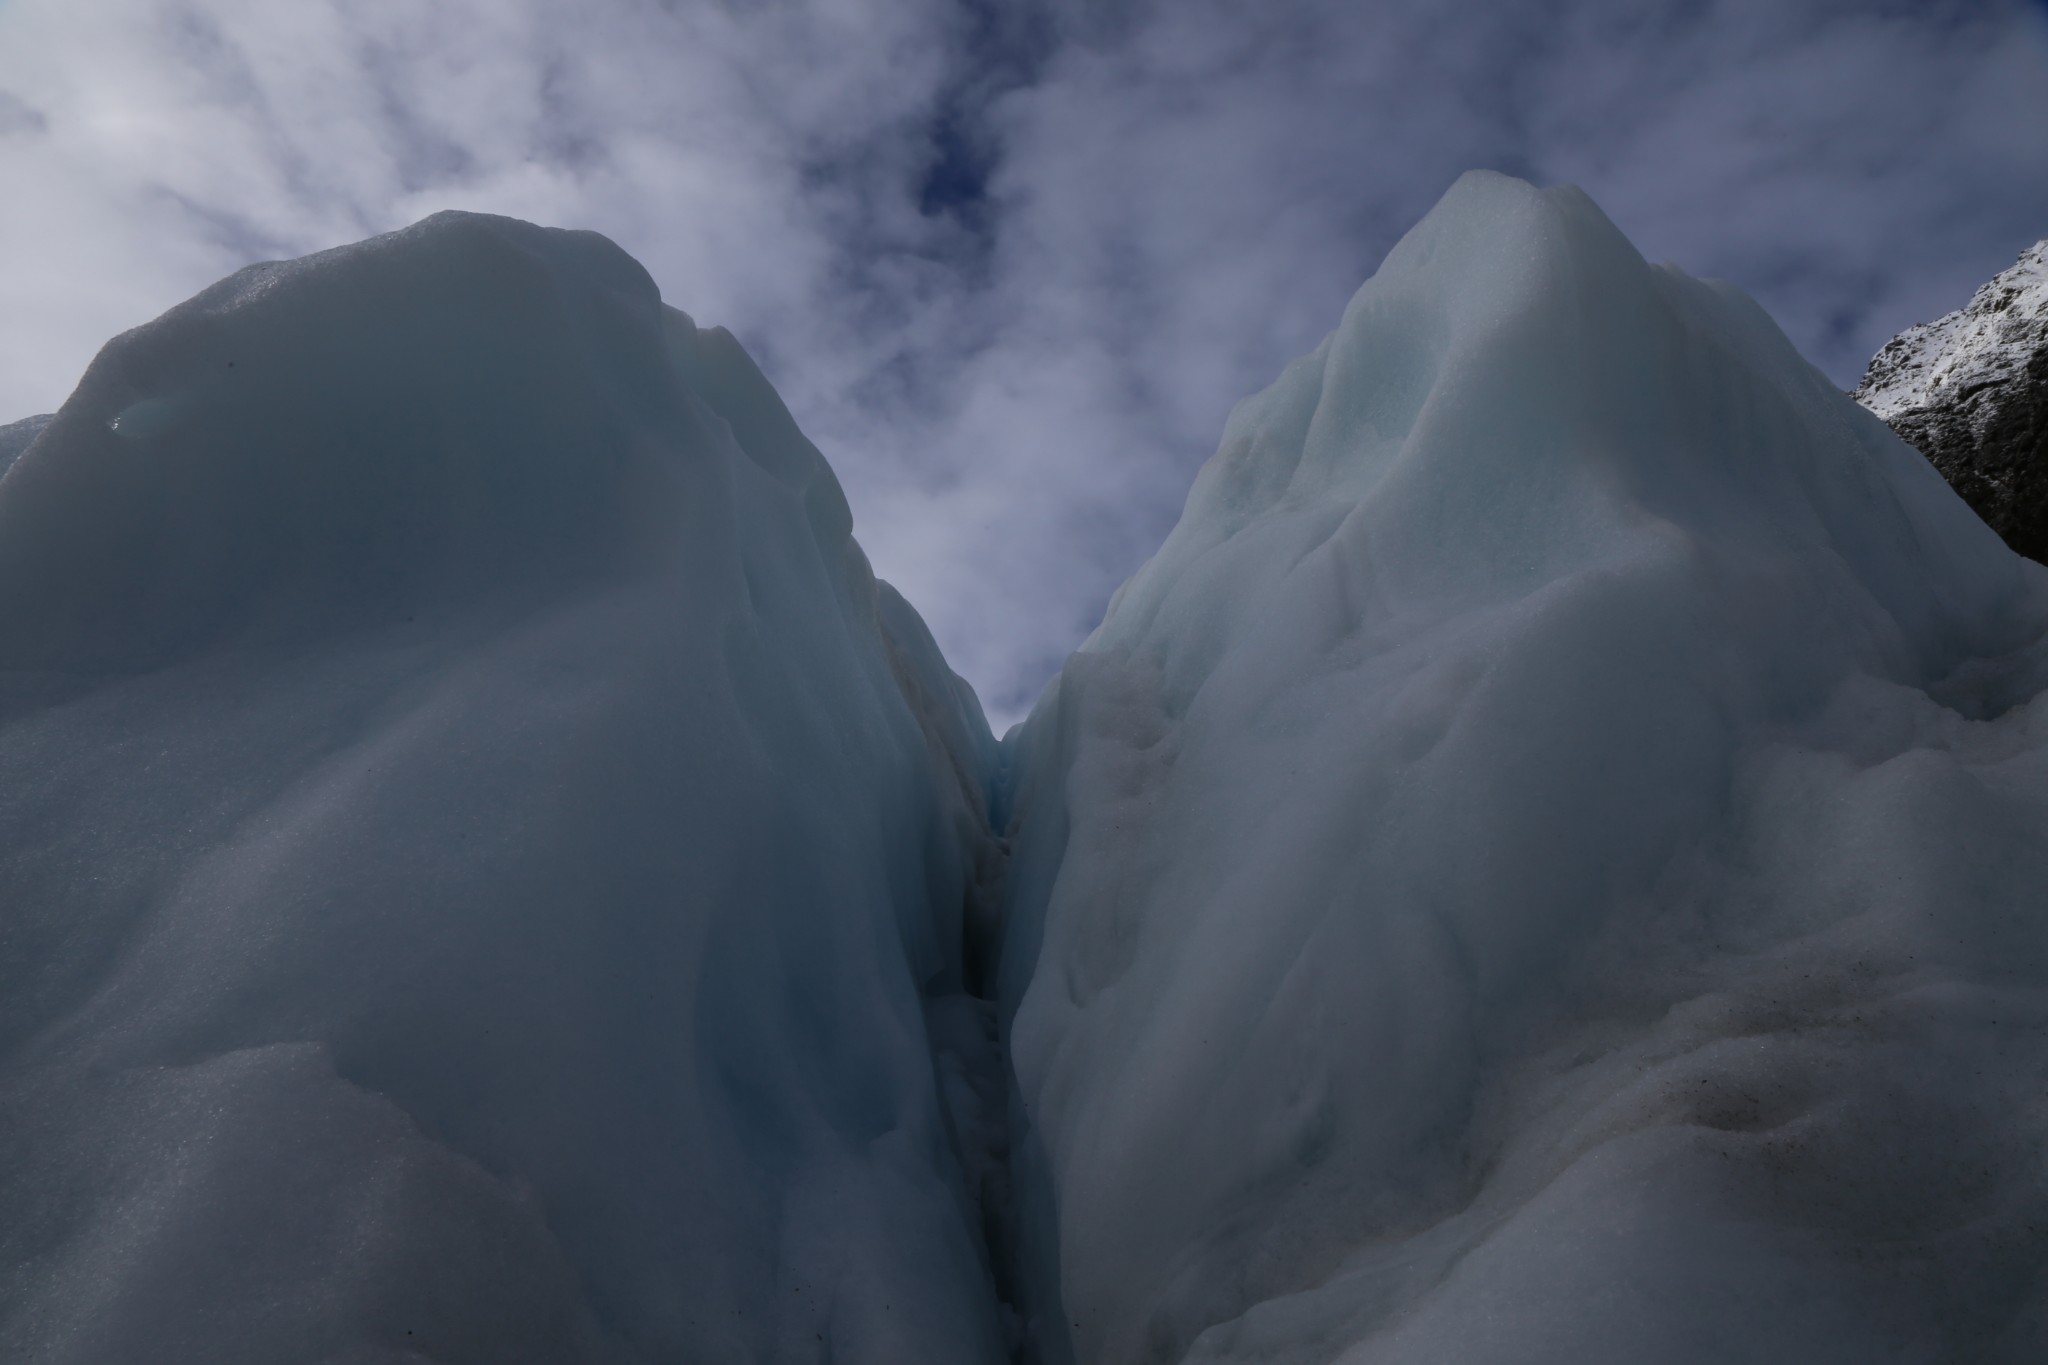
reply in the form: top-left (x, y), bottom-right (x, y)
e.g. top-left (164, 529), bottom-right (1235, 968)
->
top-left (7, 171), bottom-right (2048, 1365)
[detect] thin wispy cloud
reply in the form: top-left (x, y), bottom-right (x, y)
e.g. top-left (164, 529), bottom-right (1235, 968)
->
top-left (3, 0), bottom-right (2044, 722)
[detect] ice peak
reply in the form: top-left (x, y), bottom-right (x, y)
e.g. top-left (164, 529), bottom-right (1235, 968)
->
top-left (0, 205), bottom-right (1009, 1364)
top-left (1184, 173), bottom-right (1663, 524)
top-left (998, 179), bottom-right (2048, 1365)
top-left (0, 210), bottom-right (861, 673)
top-left (1089, 173), bottom-right (2019, 702)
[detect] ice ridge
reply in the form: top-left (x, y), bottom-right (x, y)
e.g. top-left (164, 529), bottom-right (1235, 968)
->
top-left (0, 212), bottom-right (1015, 1364)
top-left (992, 172), bottom-right (2048, 1365)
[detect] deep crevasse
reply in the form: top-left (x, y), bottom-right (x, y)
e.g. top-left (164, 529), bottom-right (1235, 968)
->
top-left (3, 173), bottom-right (2047, 1365)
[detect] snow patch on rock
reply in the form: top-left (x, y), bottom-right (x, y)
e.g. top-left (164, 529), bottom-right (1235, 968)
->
top-left (1854, 239), bottom-right (2048, 562)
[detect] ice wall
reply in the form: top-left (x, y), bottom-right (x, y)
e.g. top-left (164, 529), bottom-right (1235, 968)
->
top-left (0, 214), bottom-right (1010, 1363)
top-left (996, 172), bottom-right (2048, 1364)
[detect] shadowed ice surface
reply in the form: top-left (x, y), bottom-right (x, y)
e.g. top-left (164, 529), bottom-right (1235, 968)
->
top-left (995, 172), bottom-right (2048, 1365)
top-left (3, 174), bottom-right (2046, 1364)
top-left (0, 212), bottom-right (1009, 1364)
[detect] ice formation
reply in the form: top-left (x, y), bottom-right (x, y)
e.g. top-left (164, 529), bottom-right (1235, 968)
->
top-left (0, 215), bottom-right (1009, 1363)
top-left (2, 173), bottom-right (2045, 1364)
top-left (995, 173), bottom-right (2048, 1364)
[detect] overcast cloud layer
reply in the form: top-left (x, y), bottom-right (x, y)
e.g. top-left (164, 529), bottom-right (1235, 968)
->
top-left (3, 0), bottom-right (2045, 722)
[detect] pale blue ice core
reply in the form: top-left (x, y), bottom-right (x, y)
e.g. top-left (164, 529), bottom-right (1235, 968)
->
top-left (2, 176), bottom-right (2045, 1364)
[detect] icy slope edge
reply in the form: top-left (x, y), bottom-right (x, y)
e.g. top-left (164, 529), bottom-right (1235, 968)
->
top-left (0, 213), bottom-right (1009, 1364)
top-left (995, 171), bottom-right (2048, 1365)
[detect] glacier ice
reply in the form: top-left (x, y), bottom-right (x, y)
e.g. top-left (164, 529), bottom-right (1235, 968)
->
top-left (994, 172), bottom-right (2048, 1364)
top-left (0, 214), bottom-right (1009, 1364)
top-left (2, 172), bottom-right (2046, 1365)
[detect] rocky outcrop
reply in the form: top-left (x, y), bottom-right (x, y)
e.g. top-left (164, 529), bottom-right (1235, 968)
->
top-left (1853, 240), bottom-right (2048, 562)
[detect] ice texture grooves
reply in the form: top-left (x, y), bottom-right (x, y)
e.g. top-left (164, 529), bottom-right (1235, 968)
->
top-left (994, 173), bottom-right (2048, 1365)
top-left (0, 213), bottom-right (1010, 1364)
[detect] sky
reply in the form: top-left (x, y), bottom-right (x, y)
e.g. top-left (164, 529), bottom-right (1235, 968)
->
top-left (2, 0), bottom-right (2046, 724)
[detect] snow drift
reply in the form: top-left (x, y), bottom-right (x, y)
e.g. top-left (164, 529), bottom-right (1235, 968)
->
top-left (995, 172), bottom-right (2048, 1364)
top-left (3, 173), bottom-right (2046, 1365)
top-left (0, 214), bottom-right (1009, 1363)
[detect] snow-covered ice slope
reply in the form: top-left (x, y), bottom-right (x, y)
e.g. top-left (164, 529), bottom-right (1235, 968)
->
top-left (997, 172), bottom-right (2048, 1365)
top-left (0, 214), bottom-right (1009, 1363)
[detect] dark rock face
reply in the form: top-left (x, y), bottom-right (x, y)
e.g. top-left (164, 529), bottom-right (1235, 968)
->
top-left (1853, 241), bottom-right (2048, 563)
